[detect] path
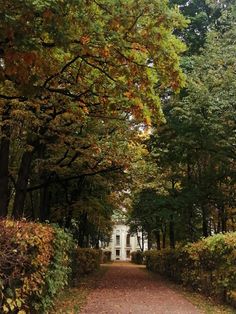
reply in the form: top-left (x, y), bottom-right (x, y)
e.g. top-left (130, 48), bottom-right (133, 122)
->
top-left (80, 262), bottom-right (202, 314)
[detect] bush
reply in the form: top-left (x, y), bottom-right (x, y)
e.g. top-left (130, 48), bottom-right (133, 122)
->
top-left (38, 225), bottom-right (75, 312)
top-left (101, 250), bottom-right (112, 263)
top-left (131, 251), bottom-right (144, 264)
top-left (72, 248), bottom-right (100, 280)
top-left (145, 232), bottom-right (236, 303)
top-left (0, 219), bottom-right (75, 313)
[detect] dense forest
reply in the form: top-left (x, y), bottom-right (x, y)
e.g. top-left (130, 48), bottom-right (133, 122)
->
top-left (0, 0), bottom-right (235, 248)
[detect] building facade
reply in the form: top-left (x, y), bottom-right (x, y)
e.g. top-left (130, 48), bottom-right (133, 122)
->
top-left (106, 223), bottom-right (148, 261)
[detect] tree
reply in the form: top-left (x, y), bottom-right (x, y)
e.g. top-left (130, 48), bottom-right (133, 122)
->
top-left (148, 2), bottom-right (236, 240)
top-left (0, 0), bottom-right (187, 248)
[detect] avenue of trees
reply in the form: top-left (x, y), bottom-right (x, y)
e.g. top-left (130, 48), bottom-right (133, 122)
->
top-left (0, 0), bottom-right (235, 248)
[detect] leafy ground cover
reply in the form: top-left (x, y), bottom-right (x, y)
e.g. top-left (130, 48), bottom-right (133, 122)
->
top-left (50, 262), bottom-right (236, 314)
top-left (50, 266), bottom-right (108, 314)
top-left (146, 272), bottom-right (236, 314)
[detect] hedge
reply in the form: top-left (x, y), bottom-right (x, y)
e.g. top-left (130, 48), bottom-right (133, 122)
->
top-left (145, 232), bottom-right (236, 303)
top-left (131, 251), bottom-right (144, 264)
top-left (0, 220), bottom-right (75, 313)
top-left (0, 220), bottom-right (104, 313)
top-left (71, 248), bottom-right (101, 280)
top-left (101, 250), bottom-right (112, 263)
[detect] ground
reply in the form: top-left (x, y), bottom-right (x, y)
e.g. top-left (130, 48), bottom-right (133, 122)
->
top-left (80, 262), bottom-right (201, 314)
top-left (52, 262), bottom-right (236, 314)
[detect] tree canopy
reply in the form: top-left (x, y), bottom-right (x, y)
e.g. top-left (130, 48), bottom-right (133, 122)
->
top-left (0, 0), bottom-right (188, 246)
top-left (0, 0), bottom-right (235, 248)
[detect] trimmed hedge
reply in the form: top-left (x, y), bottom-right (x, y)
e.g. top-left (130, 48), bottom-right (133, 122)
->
top-left (72, 248), bottom-right (101, 279)
top-left (0, 220), bottom-right (75, 313)
top-left (131, 251), bottom-right (144, 264)
top-left (101, 251), bottom-right (112, 263)
top-left (145, 232), bottom-right (236, 302)
top-left (0, 220), bottom-right (103, 313)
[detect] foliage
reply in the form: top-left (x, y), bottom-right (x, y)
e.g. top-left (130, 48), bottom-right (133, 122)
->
top-left (71, 248), bottom-right (101, 280)
top-left (101, 251), bottom-right (112, 264)
top-left (0, 0), bottom-right (187, 232)
top-left (145, 232), bottom-right (236, 302)
top-left (0, 219), bottom-right (74, 313)
top-left (37, 225), bottom-right (75, 313)
top-left (146, 1), bottom-right (236, 243)
top-left (131, 251), bottom-right (144, 265)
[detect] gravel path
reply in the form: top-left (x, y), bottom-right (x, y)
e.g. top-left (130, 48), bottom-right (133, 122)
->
top-left (80, 262), bottom-right (202, 314)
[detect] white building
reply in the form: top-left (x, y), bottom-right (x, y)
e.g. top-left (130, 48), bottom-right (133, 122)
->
top-left (106, 223), bottom-right (148, 261)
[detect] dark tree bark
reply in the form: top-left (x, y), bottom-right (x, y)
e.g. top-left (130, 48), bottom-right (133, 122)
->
top-left (169, 216), bottom-right (175, 249)
top-left (12, 150), bottom-right (34, 218)
top-left (78, 212), bottom-right (88, 247)
top-left (136, 231), bottom-right (142, 251)
top-left (220, 205), bottom-right (227, 233)
top-left (147, 231), bottom-right (152, 250)
top-left (65, 176), bottom-right (85, 228)
top-left (0, 104), bottom-right (10, 216)
top-left (141, 227), bottom-right (144, 251)
top-left (154, 229), bottom-right (161, 250)
top-left (39, 181), bottom-right (51, 222)
top-left (202, 205), bottom-right (208, 237)
top-left (162, 224), bottom-right (166, 249)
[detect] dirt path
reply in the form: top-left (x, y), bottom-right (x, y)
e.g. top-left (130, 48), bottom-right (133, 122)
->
top-left (80, 262), bottom-right (202, 314)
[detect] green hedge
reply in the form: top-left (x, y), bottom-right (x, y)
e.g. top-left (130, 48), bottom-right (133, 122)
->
top-left (0, 220), bottom-right (75, 313)
top-left (72, 248), bottom-right (101, 280)
top-left (145, 232), bottom-right (236, 302)
top-left (131, 251), bottom-right (144, 264)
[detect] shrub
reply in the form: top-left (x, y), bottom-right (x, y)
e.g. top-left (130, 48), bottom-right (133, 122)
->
top-left (145, 232), bottom-right (236, 303)
top-left (37, 225), bottom-right (75, 312)
top-left (0, 219), bottom-right (75, 313)
top-left (101, 250), bottom-right (112, 263)
top-left (71, 248), bottom-right (100, 280)
top-left (131, 251), bottom-right (144, 264)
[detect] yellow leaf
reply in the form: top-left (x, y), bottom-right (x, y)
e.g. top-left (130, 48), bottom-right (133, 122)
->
top-left (18, 310), bottom-right (26, 314)
top-left (16, 299), bottom-right (22, 308)
top-left (6, 298), bottom-right (12, 305)
top-left (9, 303), bottom-right (15, 311)
top-left (3, 304), bottom-right (9, 313)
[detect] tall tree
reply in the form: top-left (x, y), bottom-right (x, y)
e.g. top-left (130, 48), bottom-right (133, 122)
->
top-left (148, 2), bottom-right (236, 240)
top-left (0, 0), bottom-right (187, 230)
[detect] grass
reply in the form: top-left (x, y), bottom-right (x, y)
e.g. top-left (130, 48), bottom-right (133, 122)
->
top-left (50, 266), bottom-right (108, 314)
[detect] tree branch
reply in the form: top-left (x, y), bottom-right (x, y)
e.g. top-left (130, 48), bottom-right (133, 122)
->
top-left (27, 166), bottom-right (123, 192)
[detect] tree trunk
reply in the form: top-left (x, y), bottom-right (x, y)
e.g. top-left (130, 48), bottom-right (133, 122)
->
top-left (154, 229), bottom-right (161, 250)
top-left (220, 205), bottom-right (227, 233)
top-left (169, 216), bottom-right (175, 249)
top-left (147, 231), bottom-right (152, 250)
top-left (40, 182), bottom-right (51, 221)
top-left (202, 205), bottom-right (208, 237)
top-left (162, 224), bottom-right (166, 249)
top-left (141, 227), bottom-right (144, 251)
top-left (0, 104), bottom-right (10, 216)
top-left (78, 212), bottom-right (88, 247)
top-left (136, 231), bottom-right (142, 251)
top-left (12, 150), bottom-right (34, 218)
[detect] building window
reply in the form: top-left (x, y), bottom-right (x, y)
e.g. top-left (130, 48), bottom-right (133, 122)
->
top-left (126, 234), bottom-right (131, 247)
top-left (116, 235), bottom-right (120, 246)
top-left (116, 249), bottom-right (120, 256)
top-left (126, 250), bottom-right (130, 258)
